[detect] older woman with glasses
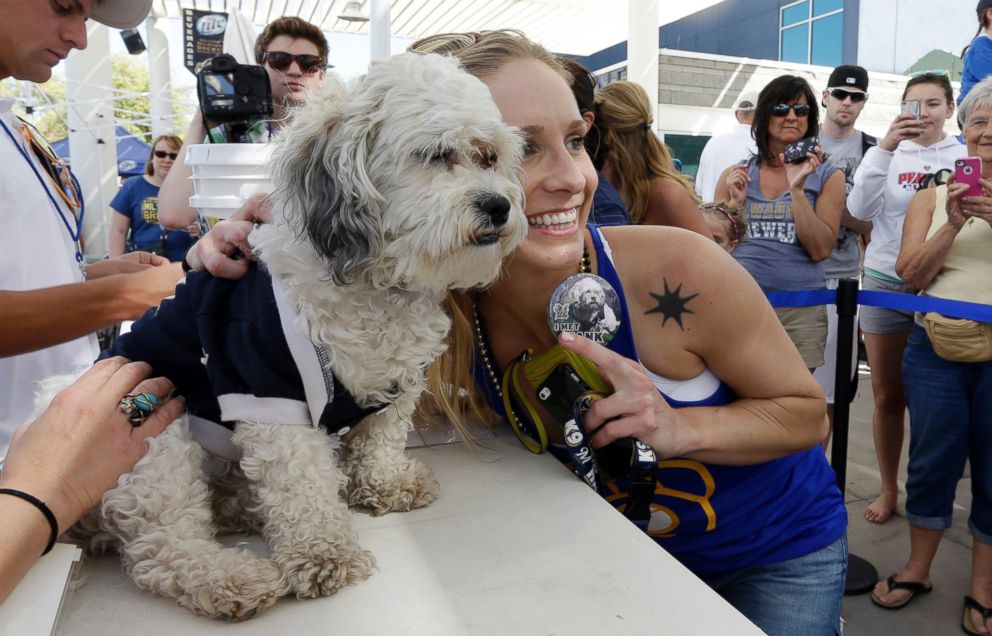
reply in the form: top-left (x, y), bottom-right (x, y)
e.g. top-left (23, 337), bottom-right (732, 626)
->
top-left (715, 75), bottom-right (846, 372)
top-left (867, 76), bottom-right (992, 634)
top-left (846, 70), bottom-right (966, 525)
top-left (108, 134), bottom-right (195, 262)
top-left (406, 31), bottom-right (847, 635)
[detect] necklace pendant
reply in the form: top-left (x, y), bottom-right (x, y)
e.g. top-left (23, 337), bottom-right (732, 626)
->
top-left (547, 273), bottom-right (622, 345)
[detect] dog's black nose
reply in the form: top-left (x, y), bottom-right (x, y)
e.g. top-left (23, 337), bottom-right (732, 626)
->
top-left (477, 194), bottom-right (511, 227)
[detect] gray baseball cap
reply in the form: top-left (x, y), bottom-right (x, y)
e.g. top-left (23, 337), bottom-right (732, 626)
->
top-left (91, 0), bottom-right (153, 29)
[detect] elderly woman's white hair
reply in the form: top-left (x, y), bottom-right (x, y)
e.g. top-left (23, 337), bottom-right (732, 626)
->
top-left (959, 76), bottom-right (992, 127)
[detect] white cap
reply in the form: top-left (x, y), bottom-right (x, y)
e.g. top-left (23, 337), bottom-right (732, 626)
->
top-left (91, 0), bottom-right (153, 29)
top-left (734, 90), bottom-right (759, 112)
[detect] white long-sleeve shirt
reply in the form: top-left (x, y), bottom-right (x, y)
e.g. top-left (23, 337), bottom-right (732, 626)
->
top-left (847, 134), bottom-right (965, 280)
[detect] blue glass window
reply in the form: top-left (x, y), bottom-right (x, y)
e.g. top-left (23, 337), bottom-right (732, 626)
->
top-left (811, 13), bottom-right (843, 66)
top-left (780, 0), bottom-right (843, 64)
top-left (781, 24), bottom-right (809, 64)
top-left (782, 1), bottom-right (809, 26)
top-left (813, 0), bottom-right (843, 16)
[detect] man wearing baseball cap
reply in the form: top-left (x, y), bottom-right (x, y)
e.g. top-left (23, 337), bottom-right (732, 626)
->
top-left (694, 89), bottom-right (760, 202)
top-left (813, 64), bottom-right (876, 455)
top-left (0, 0), bottom-right (183, 452)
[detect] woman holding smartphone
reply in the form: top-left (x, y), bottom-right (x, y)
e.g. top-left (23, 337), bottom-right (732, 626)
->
top-left (871, 78), bottom-right (992, 634)
top-left (847, 71), bottom-right (965, 525)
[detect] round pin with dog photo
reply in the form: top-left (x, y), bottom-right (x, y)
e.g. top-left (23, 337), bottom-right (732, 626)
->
top-left (548, 273), bottom-right (622, 345)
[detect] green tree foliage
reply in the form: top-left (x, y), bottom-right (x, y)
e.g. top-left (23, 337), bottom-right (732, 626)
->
top-left (0, 76), bottom-right (68, 140)
top-left (0, 55), bottom-right (193, 143)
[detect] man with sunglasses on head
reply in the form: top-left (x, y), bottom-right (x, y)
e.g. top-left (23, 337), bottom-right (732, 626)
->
top-left (0, 0), bottom-right (185, 452)
top-left (158, 16), bottom-right (328, 231)
top-left (813, 64), bottom-right (876, 446)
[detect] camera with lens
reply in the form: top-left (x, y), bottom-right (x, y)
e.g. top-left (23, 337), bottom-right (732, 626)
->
top-left (783, 137), bottom-right (820, 164)
top-left (196, 54), bottom-right (273, 135)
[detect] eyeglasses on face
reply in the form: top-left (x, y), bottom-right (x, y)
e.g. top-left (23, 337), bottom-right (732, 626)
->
top-left (153, 150), bottom-right (178, 160)
top-left (262, 51), bottom-right (325, 74)
top-left (829, 88), bottom-right (867, 103)
top-left (771, 103), bottom-right (811, 117)
top-left (408, 32), bottom-right (482, 56)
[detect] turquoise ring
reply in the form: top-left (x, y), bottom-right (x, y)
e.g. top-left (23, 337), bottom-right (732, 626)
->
top-left (119, 392), bottom-right (161, 427)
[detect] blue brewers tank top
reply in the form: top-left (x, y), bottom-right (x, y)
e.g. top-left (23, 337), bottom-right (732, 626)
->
top-left (474, 225), bottom-right (847, 577)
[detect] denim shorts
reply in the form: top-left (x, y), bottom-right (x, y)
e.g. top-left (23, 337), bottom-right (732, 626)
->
top-left (704, 534), bottom-right (848, 636)
top-left (902, 325), bottom-right (992, 543)
top-left (859, 275), bottom-right (915, 335)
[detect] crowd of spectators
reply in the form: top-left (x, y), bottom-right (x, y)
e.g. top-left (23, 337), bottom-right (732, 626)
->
top-left (2, 1), bottom-right (992, 634)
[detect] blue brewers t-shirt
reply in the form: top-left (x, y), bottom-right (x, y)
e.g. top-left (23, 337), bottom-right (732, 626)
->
top-left (733, 157), bottom-right (841, 290)
top-left (110, 175), bottom-right (193, 262)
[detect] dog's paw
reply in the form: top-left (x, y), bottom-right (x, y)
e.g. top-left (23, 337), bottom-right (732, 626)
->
top-left (282, 544), bottom-right (376, 599)
top-left (349, 458), bottom-right (440, 515)
top-left (178, 552), bottom-right (288, 621)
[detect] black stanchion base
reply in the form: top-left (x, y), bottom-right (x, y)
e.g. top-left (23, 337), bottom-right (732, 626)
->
top-left (845, 553), bottom-right (879, 596)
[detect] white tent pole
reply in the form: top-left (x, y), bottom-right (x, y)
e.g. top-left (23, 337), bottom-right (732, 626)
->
top-left (627, 0), bottom-right (661, 135)
top-left (148, 16), bottom-right (173, 138)
top-left (65, 21), bottom-right (119, 260)
top-left (370, 0), bottom-right (392, 61)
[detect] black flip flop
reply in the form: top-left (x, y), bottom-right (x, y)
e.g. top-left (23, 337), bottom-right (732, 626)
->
top-left (963, 595), bottom-right (992, 635)
top-left (870, 574), bottom-right (933, 610)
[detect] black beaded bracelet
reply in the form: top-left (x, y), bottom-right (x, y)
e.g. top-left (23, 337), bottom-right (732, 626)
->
top-left (0, 488), bottom-right (59, 555)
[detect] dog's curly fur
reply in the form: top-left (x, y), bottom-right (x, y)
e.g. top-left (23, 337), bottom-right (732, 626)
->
top-left (39, 53), bottom-right (526, 620)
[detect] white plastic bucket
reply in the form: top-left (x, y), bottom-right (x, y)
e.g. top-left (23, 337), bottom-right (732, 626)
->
top-left (186, 143), bottom-right (274, 226)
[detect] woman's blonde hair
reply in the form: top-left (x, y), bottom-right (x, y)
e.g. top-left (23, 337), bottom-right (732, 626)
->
top-left (594, 81), bottom-right (697, 223)
top-left (699, 201), bottom-right (748, 244)
top-left (411, 30), bottom-right (568, 439)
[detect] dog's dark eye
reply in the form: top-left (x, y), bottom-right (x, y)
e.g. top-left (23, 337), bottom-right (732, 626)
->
top-left (479, 150), bottom-right (497, 170)
top-left (420, 147), bottom-right (456, 167)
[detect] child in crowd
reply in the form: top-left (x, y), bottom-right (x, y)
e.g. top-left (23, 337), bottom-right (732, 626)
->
top-left (700, 202), bottom-right (747, 252)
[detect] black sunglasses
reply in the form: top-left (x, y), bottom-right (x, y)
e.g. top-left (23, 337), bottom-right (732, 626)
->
top-left (772, 103), bottom-right (811, 117)
top-left (829, 89), bottom-right (867, 103)
top-left (262, 51), bottom-right (325, 74)
top-left (153, 150), bottom-right (178, 160)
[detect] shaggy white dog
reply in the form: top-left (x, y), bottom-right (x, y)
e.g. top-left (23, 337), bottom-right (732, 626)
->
top-left (42, 52), bottom-right (526, 620)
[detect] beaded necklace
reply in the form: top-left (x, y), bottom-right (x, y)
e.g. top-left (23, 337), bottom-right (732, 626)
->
top-left (473, 243), bottom-right (590, 398)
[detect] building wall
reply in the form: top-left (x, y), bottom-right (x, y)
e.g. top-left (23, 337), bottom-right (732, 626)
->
top-left (656, 48), bottom-right (958, 139)
top-left (660, 0), bottom-right (782, 61)
top-left (857, 0), bottom-right (976, 75)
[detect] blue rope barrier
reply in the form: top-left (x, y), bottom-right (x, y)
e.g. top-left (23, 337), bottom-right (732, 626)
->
top-left (765, 287), bottom-right (992, 323)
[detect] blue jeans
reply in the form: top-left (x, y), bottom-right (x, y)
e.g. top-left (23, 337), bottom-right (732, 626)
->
top-left (703, 534), bottom-right (847, 636)
top-left (902, 325), bottom-right (992, 543)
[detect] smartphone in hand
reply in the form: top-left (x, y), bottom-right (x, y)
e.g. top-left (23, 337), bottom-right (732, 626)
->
top-left (954, 156), bottom-right (984, 197)
top-left (901, 99), bottom-right (921, 120)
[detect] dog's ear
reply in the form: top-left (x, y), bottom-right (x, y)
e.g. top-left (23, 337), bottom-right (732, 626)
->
top-left (270, 78), bottom-right (385, 284)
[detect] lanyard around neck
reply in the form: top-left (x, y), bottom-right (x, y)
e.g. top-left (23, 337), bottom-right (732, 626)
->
top-left (0, 115), bottom-right (85, 264)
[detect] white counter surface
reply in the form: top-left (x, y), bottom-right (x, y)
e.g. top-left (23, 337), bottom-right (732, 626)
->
top-left (55, 433), bottom-right (761, 635)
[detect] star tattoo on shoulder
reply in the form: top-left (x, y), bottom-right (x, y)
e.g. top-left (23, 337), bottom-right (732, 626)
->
top-left (645, 279), bottom-right (699, 330)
